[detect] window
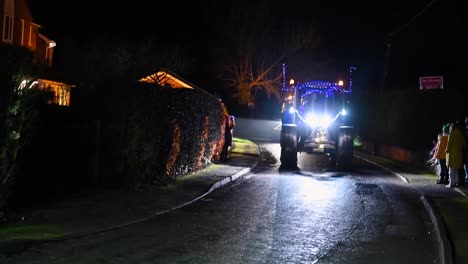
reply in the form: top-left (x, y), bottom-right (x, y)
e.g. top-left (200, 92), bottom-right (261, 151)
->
top-left (2, 15), bottom-right (13, 42)
top-left (58, 87), bottom-right (69, 106)
top-left (3, 0), bottom-right (14, 43)
top-left (29, 25), bottom-right (32, 46)
top-left (21, 19), bottom-right (25, 46)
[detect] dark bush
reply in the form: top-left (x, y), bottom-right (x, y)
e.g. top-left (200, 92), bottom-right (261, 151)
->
top-left (120, 86), bottom-right (224, 190)
top-left (0, 44), bottom-right (49, 212)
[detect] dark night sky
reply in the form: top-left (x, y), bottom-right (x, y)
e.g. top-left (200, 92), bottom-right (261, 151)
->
top-left (29, 0), bottom-right (464, 92)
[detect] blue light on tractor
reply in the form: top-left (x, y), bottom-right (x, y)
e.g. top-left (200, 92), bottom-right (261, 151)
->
top-left (340, 109), bottom-right (347, 116)
top-left (288, 107), bottom-right (295, 114)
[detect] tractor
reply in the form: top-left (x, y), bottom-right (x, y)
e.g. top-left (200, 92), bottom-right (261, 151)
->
top-left (280, 77), bottom-right (354, 170)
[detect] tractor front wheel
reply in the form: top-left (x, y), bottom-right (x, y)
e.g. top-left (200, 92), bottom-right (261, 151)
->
top-left (280, 125), bottom-right (298, 169)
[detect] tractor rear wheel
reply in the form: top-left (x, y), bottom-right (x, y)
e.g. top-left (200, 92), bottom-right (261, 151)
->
top-left (336, 126), bottom-right (354, 170)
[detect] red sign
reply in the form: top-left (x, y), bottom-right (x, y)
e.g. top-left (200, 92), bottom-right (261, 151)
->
top-left (419, 76), bottom-right (443, 90)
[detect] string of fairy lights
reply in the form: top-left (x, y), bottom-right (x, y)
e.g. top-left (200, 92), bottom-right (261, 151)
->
top-left (282, 62), bottom-right (287, 93)
top-left (293, 81), bottom-right (352, 97)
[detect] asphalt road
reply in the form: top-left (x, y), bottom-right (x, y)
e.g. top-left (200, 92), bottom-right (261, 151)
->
top-left (4, 118), bottom-right (439, 264)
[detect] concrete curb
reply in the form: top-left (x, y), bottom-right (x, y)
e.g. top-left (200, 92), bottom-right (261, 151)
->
top-left (62, 163), bottom-right (259, 240)
top-left (0, 150), bottom-right (260, 258)
top-left (353, 154), bottom-right (409, 183)
top-left (122, 141), bottom-right (262, 231)
top-left (209, 167), bottom-right (252, 192)
top-left (421, 195), bottom-right (454, 264)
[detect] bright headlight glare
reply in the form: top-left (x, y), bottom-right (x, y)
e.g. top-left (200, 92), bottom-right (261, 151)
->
top-left (341, 109), bottom-right (347, 116)
top-left (306, 113), bottom-right (319, 127)
top-left (306, 113), bottom-right (335, 128)
top-left (320, 114), bottom-right (333, 128)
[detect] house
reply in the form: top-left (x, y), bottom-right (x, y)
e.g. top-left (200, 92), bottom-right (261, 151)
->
top-left (1, 0), bottom-right (55, 67)
top-left (1, 0), bottom-right (74, 106)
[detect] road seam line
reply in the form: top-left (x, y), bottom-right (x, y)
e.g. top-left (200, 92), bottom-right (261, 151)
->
top-left (420, 195), bottom-right (454, 264)
top-left (353, 154), bottom-right (409, 183)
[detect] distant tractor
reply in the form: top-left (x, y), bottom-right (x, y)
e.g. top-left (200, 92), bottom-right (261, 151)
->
top-left (280, 68), bottom-right (354, 169)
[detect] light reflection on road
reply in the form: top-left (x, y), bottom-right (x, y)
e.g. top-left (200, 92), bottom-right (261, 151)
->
top-left (296, 176), bottom-right (339, 204)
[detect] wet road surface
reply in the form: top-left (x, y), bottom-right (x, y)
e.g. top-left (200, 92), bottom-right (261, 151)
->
top-left (4, 141), bottom-right (438, 264)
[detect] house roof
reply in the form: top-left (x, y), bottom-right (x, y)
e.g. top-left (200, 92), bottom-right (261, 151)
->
top-left (139, 69), bottom-right (200, 90)
top-left (38, 33), bottom-right (56, 47)
top-left (35, 78), bottom-right (75, 88)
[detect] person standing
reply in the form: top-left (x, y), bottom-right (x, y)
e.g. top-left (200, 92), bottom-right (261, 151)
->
top-left (433, 124), bottom-right (450, 184)
top-left (221, 114), bottom-right (235, 161)
top-left (446, 121), bottom-right (465, 188)
top-left (462, 116), bottom-right (468, 186)
top-left (229, 115), bottom-right (236, 138)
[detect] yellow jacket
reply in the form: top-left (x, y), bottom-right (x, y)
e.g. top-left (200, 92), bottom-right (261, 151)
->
top-left (446, 127), bottom-right (465, 168)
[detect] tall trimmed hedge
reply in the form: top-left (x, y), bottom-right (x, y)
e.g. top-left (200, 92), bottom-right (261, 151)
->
top-left (120, 85), bottom-right (225, 189)
top-left (4, 83), bottom-right (226, 211)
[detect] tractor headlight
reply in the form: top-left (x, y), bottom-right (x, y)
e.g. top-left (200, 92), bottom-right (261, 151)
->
top-left (305, 113), bottom-right (319, 128)
top-left (320, 114), bottom-right (333, 128)
top-left (306, 113), bottom-right (333, 129)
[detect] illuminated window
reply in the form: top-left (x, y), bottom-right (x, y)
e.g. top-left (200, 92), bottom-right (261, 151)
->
top-left (57, 86), bottom-right (70, 106)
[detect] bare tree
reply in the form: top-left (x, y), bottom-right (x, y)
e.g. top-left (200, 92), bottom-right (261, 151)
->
top-left (217, 1), bottom-right (319, 105)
